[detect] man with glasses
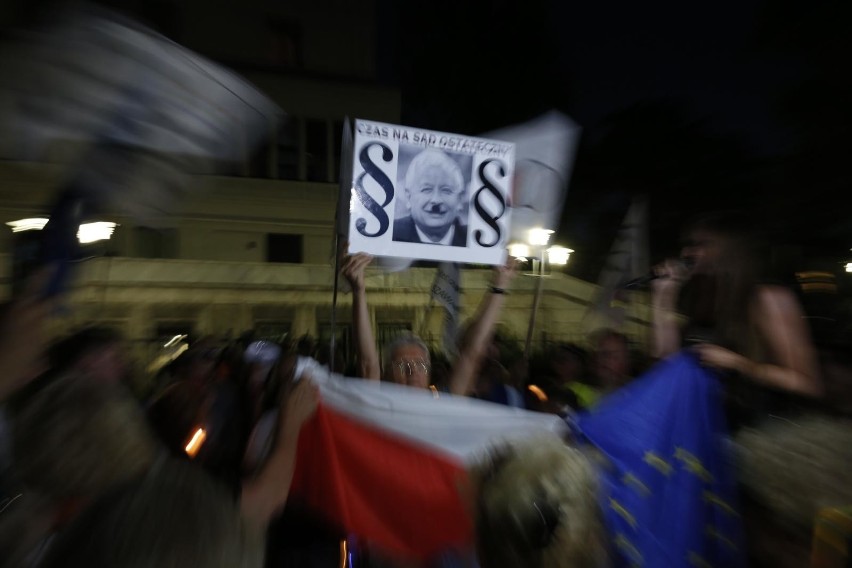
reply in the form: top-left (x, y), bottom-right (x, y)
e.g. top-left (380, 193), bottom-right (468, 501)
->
top-left (383, 335), bottom-right (432, 389)
top-left (341, 252), bottom-right (515, 396)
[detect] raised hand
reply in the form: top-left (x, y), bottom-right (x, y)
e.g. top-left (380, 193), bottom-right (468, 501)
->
top-left (341, 253), bottom-right (373, 293)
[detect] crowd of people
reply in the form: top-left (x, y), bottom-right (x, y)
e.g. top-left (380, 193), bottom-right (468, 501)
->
top-left (1, 212), bottom-right (851, 567)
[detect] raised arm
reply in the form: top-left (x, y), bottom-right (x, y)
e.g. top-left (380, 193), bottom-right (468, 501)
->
top-left (649, 259), bottom-right (687, 359)
top-left (448, 262), bottom-right (516, 396)
top-left (240, 376), bottom-right (318, 529)
top-left (694, 285), bottom-right (822, 397)
top-left (341, 253), bottom-right (381, 380)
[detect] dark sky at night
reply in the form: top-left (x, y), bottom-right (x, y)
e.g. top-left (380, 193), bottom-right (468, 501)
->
top-left (5, 0), bottom-right (851, 281)
top-left (381, 0), bottom-right (852, 280)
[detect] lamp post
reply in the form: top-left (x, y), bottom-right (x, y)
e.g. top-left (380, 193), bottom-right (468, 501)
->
top-left (510, 228), bottom-right (572, 359)
top-left (5, 217), bottom-right (117, 243)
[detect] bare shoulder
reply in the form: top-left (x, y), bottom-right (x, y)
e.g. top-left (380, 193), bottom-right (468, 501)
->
top-left (755, 284), bottom-right (803, 316)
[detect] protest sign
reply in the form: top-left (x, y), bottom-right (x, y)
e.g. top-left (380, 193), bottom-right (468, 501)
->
top-left (347, 120), bottom-right (514, 265)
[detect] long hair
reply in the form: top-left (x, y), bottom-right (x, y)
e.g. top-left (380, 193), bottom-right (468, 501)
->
top-left (678, 212), bottom-right (765, 355)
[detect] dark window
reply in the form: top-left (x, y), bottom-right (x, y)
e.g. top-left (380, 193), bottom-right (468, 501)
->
top-left (266, 233), bottom-right (303, 263)
top-left (248, 134), bottom-right (272, 179)
top-left (135, 227), bottom-right (178, 259)
top-left (305, 119), bottom-right (328, 182)
top-left (277, 118), bottom-right (299, 180)
top-left (267, 19), bottom-right (303, 69)
top-left (332, 119), bottom-right (344, 183)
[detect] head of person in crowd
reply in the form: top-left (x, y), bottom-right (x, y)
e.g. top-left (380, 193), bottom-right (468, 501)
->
top-left (473, 436), bottom-right (606, 568)
top-left (8, 373), bottom-right (158, 564)
top-left (244, 339), bottom-right (282, 388)
top-left (548, 343), bottom-right (587, 386)
top-left (474, 357), bottom-right (510, 395)
top-left (262, 349), bottom-right (299, 413)
top-left (680, 211), bottom-right (759, 280)
top-left (677, 211), bottom-right (765, 347)
top-left (401, 149), bottom-right (467, 244)
top-left (12, 373), bottom-right (157, 506)
top-left (38, 458), bottom-right (262, 568)
top-left (590, 329), bottom-right (632, 392)
top-left (173, 337), bottom-right (222, 387)
top-left (48, 326), bottom-right (128, 385)
top-left (383, 334), bottom-right (432, 389)
top-left (296, 334), bottom-right (316, 357)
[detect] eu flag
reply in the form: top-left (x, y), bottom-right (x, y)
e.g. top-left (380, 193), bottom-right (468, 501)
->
top-left (576, 352), bottom-right (745, 567)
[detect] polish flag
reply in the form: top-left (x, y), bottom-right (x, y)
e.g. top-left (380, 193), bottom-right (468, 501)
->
top-left (289, 359), bottom-right (567, 560)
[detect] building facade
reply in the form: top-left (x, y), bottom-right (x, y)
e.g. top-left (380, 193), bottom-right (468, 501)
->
top-left (0, 0), bottom-right (651, 371)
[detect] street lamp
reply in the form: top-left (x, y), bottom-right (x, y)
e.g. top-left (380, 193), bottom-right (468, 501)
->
top-left (508, 242), bottom-right (531, 260)
top-left (5, 217), bottom-right (117, 243)
top-left (510, 229), bottom-right (573, 358)
top-left (547, 246), bottom-right (573, 266)
top-left (528, 228), bottom-right (554, 247)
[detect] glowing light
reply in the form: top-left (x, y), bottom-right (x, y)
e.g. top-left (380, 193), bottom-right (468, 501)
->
top-left (846, 263), bottom-right (852, 273)
top-left (5, 218), bottom-right (117, 243)
top-left (6, 218), bottom-right (49, 232)
top-left (163, 334), bottom-right (187, 348)
top-left (185, 428), bottom-right (207, 458)
top-left (527, 384), bottom-right (548, 402)
top-left (528, 228), bottom-right (554, 246)
top-left (547, 246), bottom-right (573, 266)
top-left (340, 540), bottom-right (348, 568)
top-left (508, 242), bottom-right (530, 259)
top-left (77, 222), bottom-right (117, 243)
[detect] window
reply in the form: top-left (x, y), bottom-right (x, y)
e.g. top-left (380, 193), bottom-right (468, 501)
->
top-left (248, 135), bottom-right (272, 179)
top-left (135, 227), bottom-right (178, 259)
top-left (305, 119), bottom-right (329, 182)
top-left (274, 117), bottom-right (345, 182)
top-left (332, 119), bottom-right (344, 183)
top-left (267, 19), bottom-right (303, 69)
top-left (266, 233), bottom-right (303, 263)
top-left (277, 118), bottom-right (299, 180)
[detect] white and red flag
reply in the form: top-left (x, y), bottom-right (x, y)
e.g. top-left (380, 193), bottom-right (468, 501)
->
top-left (289, 359), bottom-right (567, 559)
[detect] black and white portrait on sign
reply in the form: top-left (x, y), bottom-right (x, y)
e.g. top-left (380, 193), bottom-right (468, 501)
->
top-left (392, 146), bottom-right (472, 247)
top-left (346, 119), bottom-right (514, 266)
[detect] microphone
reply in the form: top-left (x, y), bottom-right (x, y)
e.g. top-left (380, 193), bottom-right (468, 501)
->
top-left (619, 259), bottom-right (692, 290)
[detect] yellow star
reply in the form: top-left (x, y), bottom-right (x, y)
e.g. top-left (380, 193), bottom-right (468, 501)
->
top-left (643, 451), bottom-right (673, 476)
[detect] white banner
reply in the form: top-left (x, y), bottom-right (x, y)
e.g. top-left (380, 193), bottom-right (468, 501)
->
top-left (482, 111), bottom-right (580, 244)
top-left (347, 120), bottom-right (514, 265)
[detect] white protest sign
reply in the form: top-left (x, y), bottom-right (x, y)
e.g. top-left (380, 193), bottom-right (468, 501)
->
top-left (347, 120), bottom-right (514, 266)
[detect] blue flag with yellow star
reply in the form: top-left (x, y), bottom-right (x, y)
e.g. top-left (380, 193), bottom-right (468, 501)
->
top-left (576, 352), bottom-right (745, 567)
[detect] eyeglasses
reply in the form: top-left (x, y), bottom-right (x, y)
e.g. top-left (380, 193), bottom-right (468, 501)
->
top-left (394, 359), bottom-right (431, 376)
